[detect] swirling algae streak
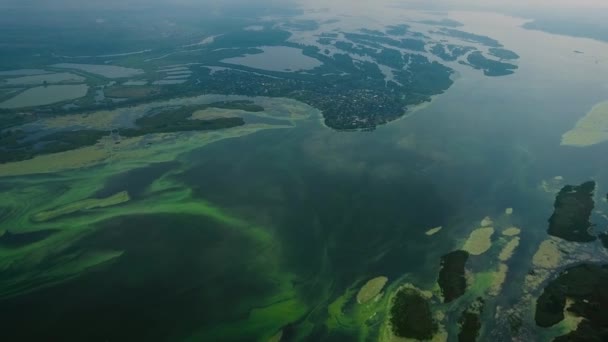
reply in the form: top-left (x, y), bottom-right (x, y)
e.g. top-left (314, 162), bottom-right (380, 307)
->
top-left (0, 97), bottom-right (317, 303)
top-left (31, 191), bottom-right (130, 222)
top-left (0, 184), bottom-right (276, 298)
top-left (0, 125), bottom-right (291, 178)
top-left (561, 101), bottom-right (608, 147)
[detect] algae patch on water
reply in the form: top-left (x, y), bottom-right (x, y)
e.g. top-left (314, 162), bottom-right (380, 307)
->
top-left (561, 101), bottom-right (608, 147)
top-left (31, 191), bottom-right (130, 222)
top-left (502, 227), bottom-right (521, 236)
top-left (498, 237), bottom-right (520, 262)
top-left (480, 216), bottom-right (493, 227)
top-left (357, 276), bottom-right (389, 304)
top-left (425, 226), bottom-right (443, 236)
top-left (532, 239), bottom-right (562, 269)
top-left (462, 227), bottom-right (494, 256)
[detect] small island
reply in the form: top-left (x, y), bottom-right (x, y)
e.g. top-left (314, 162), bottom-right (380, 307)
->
top-left (547, 181), bottom-right (596, 242)
top-left (458, 298), bottom-right (485, 342)
top-left (464, 51), bottom-right (518, 76)
top-left (536, 263), bottom-right (608, 341)
top-left (438, 250), bottom-right (469, 302)
top-left (389, 286), bottom-right (437, 340)
top-left (488, 48), bottom-right (520, 60)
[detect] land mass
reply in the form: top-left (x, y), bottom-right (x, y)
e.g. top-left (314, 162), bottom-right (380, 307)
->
top-left (547, 181), bottom-right (596, 242)
top-left (389, 287), bottom-right (437, 339)
top-left (438, 250), bottom-right (469, 303)
top-left (0, 100), bottom-right (255, 163)
top-left (535, 264), bottom-right (608, 341)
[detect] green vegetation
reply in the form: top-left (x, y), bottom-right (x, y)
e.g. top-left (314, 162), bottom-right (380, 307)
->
top-left (120, 104), bottom-right (246, 137)
top-left (599, 232), bottom-right (608, 249)
top-left (0, 129), bottom-right (107, 164)
top-left (103, 86), bottom-right (160, 99)
top-left (0, 101), bottom-right (258, 163)
top-left (489, 48), bottom-right (520, 60)
top-left (389, 287), bottom-right (437, 339)
top-left (536, 263), bottom-right (608, 341)
top-left (343, 32), bottom-right (427, 52)
top-left (431, 44), bottom-right (475, 61)
top-left (0, 18), bottom-right (516, 131)
top-left (32, 191), bottom-right (130, 222)
top-left (438, 250), bottom-right (469, 303)
top-left (547, 181), bottom-right (596, 242)
top-left (435, 28), bottom-right (502, 48)
top-left (0, 9), bottom-right (526, 340)
top-left (195, 47), bottom-right (453, 129)
top-left (458, 298), bottom-right (485, 342)
top-left (418, 19), bottom-right (463, 28)
top-left (209, 29), bottom-right (292, 49)
top-left (465, 51), bottom-right (518, 76)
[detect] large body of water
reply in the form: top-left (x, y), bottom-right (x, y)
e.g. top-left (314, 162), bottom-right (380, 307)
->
top-left (0, 9), bottom-right (608, 342)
